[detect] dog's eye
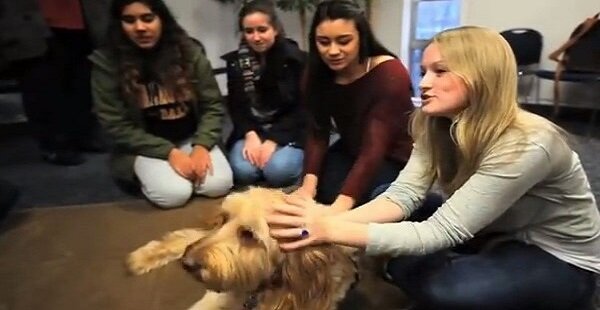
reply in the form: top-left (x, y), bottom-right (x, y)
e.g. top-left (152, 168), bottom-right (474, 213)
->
top-left (220, 212), bottom-right (230, 223)
top-left (238, 227), bottom-right (256, 243)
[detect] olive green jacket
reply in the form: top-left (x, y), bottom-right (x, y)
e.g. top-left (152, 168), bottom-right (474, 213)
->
top-left (89, 42), bottom-right (225, 183)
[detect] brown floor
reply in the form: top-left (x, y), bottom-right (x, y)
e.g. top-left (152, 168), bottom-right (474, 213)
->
top-left (0, 198), bottom-right (409, 310)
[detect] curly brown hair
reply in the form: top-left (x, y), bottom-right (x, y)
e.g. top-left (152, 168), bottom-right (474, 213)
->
top-left (107, 0), bottom-right (196, 107)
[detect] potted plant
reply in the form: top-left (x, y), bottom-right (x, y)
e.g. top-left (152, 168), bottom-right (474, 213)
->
top-left (275, 0), bottom-right (320, 48)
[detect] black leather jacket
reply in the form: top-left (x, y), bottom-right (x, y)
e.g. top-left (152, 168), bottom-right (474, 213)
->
top-left (221, 38), bottom-right (307, 148)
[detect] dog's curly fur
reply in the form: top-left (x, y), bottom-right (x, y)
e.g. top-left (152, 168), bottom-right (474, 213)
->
top-left (127, 187), bottom-right (358, 310)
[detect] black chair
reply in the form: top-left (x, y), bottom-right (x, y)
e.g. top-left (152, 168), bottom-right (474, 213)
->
top-left (535, 69), bottom-right (600, 135)
top-left (500, 28), bottom-right (543, 103)
top-left (533, 15), bottom-right (600, 135)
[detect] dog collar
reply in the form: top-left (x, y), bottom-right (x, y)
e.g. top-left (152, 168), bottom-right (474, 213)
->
top-left (350, 260), bottom-right (361, 290)
top-left (242, 266), bottom-right (283, 310)
top-left (242, 293), bottom-right (258, 310)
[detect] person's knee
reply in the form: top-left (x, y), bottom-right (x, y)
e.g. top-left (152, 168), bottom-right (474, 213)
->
top-left (262, 150), bottom-right (302, 187)
top-left (416, 277), bottom-right (496, 309)
top-left (263, 159), bottom-right (301, 187)
top-left (142, 183), bottom-right (193, 209)
top-left (385, 255), bottom-right (466, 308)
top-left (229, 154), bottom-right (261, 186)
top-left (198, 168), bottom-right (234, 198)
top-left (199, 178), bottom-right (233, 198)
top-left (231, 163), bottom-right (261, 185)
top-left (385, 256), bottom-right (414, 290)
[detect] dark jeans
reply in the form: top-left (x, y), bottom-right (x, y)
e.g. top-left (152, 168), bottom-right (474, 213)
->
top-left (315, 141), bottom-right (405, 206)
top-left (386, 241), bottom-right (597, 310)
top-left (17, 28), bottom-right (96, 151)
top-left (383, 194), bottom-right (597, 310)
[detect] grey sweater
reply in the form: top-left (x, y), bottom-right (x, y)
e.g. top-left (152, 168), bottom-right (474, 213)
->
top-left (367, 112), bottom-right (600, 273)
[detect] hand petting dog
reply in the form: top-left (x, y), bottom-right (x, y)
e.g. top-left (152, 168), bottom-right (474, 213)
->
top-left (267, 194), bottom-right (336, 251)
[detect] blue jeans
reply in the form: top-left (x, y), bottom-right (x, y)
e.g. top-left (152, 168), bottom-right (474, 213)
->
top-left (383, 195), bottom-right (597, 310)
top-left (228, 139), bottom-right (304, 187)
top-left (315, 141), bottom-right (406, 205)
top-left (386, 241), bottom-right (596, 310)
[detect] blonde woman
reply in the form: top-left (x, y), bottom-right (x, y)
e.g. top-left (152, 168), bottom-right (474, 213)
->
top-left (267, 26), bottom-right (599, 309)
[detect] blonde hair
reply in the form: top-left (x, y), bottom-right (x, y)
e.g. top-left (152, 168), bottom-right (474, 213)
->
top-left (411, 26), bottom-right (527, 194)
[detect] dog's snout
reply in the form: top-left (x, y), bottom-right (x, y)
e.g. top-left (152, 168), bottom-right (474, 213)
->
top-left (182, 256), bottom-right (201, 272)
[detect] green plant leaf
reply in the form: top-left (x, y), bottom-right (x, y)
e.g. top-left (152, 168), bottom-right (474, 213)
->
top-left (275, 0), bottom-right (320, 12)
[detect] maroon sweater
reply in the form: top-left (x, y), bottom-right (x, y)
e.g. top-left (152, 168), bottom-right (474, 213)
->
top-left (304, 59), bottom-right (414, 201)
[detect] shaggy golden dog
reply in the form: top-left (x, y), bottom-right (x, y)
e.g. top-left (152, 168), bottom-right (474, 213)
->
top-left (127, 187), bottom-right (359, 310)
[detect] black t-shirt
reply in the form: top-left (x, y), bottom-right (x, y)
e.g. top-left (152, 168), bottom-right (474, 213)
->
top-left (140, 81), bottom-right (197, 143)
top-left (251, 65), bottom-right (281, 131)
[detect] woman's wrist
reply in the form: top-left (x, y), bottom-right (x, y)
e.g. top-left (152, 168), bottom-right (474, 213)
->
top-left (319, 215), bottom-right (369, 248)
top-left (301, 174), bottom-right (318, 191)
top-left (319, 215), bottom-right (337, 243)
top-left (331, 194), bottom-right (355, 211)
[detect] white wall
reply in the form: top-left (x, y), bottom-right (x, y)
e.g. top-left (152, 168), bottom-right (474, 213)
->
top-left (168, 0), bottom-right (599, 103)
top-left (170, 0), bottom-right (408, 62)
top-left (167, 0), bottom-right (305, 94)
top-left (461, 0), bottom-right (600, 104)
top-left (370, 0), bottom-right (407, 61)
top-left (462, 0), bottom-right (598, 71)
top-left (168, 0), bottom-right (409, 93)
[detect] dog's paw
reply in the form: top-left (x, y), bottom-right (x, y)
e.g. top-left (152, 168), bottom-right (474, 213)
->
top-left (126, 229), bottom-right (207, 275)
top-left (126, 241), bottom-right (172, 275)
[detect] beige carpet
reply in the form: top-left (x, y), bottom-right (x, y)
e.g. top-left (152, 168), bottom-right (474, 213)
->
top-left (0, 198), bottom-right (408, 310)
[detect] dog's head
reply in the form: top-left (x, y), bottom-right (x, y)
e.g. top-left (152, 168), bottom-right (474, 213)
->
top-left (181, 187), bottom-right (285, 292)
top-left (182, 187), bottom-right (357, 308)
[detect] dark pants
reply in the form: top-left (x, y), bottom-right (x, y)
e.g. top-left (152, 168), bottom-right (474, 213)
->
top-left (384, 196), bottom-right (597, 310)
top-left (387, 241), bottom-right (596, 310)
top-left (315, 141), bottom-right (405, 206)
top-left (17, 28), bottom-right (96, 151)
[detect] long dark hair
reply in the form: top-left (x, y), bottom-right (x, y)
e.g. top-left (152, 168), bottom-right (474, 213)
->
top-left (107, 0), bottom-right (195, 107)
top-left (306, 0), bottom-right (395, 129)
top-left (237, 0), bottom-right (285, 38)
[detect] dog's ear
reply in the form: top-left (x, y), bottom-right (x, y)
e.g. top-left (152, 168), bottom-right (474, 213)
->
top-left (211, 211), bottom-right (230, 228)
top-left (237, 225), bottom-right (262, 246)
top-left (196, 211), bottom-right (228, 230)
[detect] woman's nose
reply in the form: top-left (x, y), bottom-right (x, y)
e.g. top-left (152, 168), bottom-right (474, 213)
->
top-left (419, 72), bottom-right (432, 90)
top-left (134, 21), bottom-right (146, 31)
top-left (328, 43), bottom-right (340, 55)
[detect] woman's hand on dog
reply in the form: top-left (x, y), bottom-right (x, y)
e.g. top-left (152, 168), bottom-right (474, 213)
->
top-left (267, 194), bottom-right (335, 251)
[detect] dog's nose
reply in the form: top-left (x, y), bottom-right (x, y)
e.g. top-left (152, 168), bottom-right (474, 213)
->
top-left (181, 256), bottom-right (202, 272)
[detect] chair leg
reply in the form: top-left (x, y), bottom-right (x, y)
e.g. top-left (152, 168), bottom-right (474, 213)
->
top-left (534, 75), bottom-right (542, 106)
top-left (524, 75), bottom-right (534, 104)
top-left (552, 81), bottom-right (561, 120)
